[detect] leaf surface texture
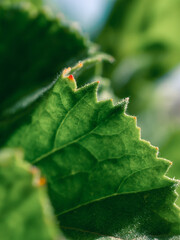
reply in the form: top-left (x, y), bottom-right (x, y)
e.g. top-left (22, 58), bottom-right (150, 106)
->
top-left (5, 61), bottom-right (180, 239)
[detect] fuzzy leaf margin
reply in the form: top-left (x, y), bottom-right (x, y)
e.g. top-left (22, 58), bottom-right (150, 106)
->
top-left (4, 60), bottom-right (180, 239)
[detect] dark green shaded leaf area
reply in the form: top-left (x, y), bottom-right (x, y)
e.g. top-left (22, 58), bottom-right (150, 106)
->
top-left (4, 61), bottom-right (180, 239)
top-left (0, 4), bottom-right (90, 114)
top-left (61, 187), bottom-right (179, 240)
top-left (97, 0), bottom-right (180, 113)
top-left (0, 149), bottom-right (63, 240)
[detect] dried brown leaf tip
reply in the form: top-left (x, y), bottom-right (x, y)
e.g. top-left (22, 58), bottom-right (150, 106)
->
top-left (62, 67), bottom-right (71, 77)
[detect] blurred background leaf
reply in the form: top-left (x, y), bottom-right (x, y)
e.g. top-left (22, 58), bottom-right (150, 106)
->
top-left (1, 0), bottom-right (43, 7)
top-left (0, 148), bottom-right (65, 240)
top-left (0, 3), bottom-right (91, 118)
top-left (97, 0), bottom-right (180, 113)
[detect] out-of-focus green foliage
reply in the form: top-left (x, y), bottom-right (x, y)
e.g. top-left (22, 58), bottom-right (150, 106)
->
top-left (1, 0), bottom-right (42, 7)
top-left (0, 4), bottom-right (91, 117)
top-left (0, 149), bottom-right (63, 240)
top-left (97, 0), bottom-right (180, 113)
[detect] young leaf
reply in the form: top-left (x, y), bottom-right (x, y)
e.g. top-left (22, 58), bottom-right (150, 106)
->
top-left (4, 61), bottom-right (180, 239)
top-left (0, 149), bottom-right (65, 240)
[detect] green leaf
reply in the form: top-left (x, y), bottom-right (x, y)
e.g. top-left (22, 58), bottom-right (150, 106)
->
top-left (0, 3), bottom-right (91, 115)
top-left (0, 54), bottom-right (112, 148)
top-left (0, 148), bottom-right (65, 240)
top-left (4, 61), bottom-right (180, 239)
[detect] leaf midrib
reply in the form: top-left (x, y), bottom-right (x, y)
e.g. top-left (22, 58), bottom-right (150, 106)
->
top-left (53, 88), bottom-right (93, 147)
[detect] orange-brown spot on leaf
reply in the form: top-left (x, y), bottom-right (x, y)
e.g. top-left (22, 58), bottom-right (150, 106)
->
top-left (155, 147), bottom-right (159, 151)
top-left (38, 177), bottom-right (46, 187)
top-left (133, 117), bottom-right (137, 120)
top-left (68, 74), bottom-right (75, 81)
top-left (78, 62), bottom-right (83, 67)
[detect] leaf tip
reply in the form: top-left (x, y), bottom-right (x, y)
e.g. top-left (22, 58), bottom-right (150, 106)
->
top-left (62, 67), bottom-right (71, 77)
top-left (125, 97), bottom-right (129, 102)
top-left (120, 97), bottom-right (129, 111)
